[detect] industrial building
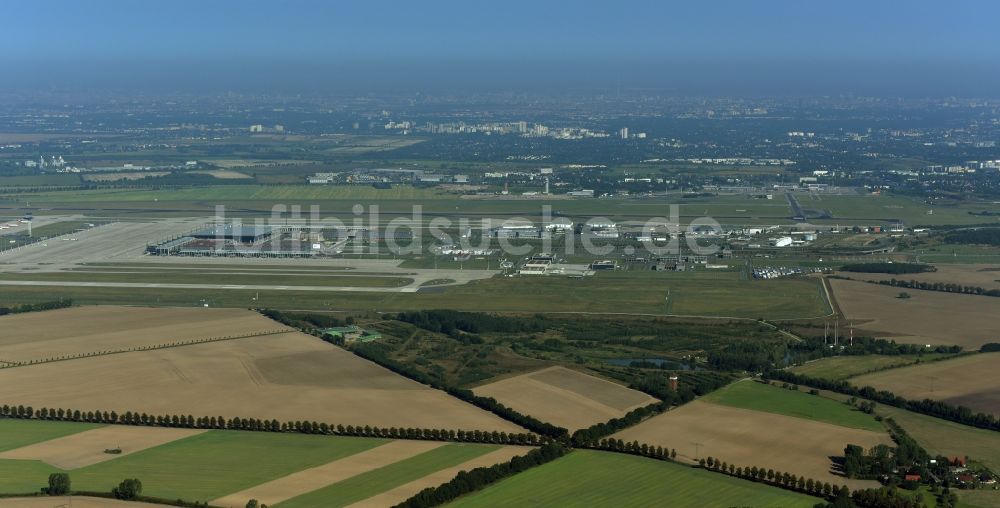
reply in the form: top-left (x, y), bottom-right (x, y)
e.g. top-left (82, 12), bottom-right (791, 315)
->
top-left (589, 260), bottom-right (616, 270)
top-left (491, 223), bottom-right (542, 239)
top-left (190, 224), bottom-right (276, 244)
top-left (322, 326), bottom-right (382, 343)
top-left (146, 224), bottom-right (319, 257)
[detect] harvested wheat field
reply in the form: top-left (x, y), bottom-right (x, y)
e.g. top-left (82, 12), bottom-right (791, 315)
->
top-left (613, 401), bottom-right (890, 489)
top-left (0, 497), bottom-right (165, 507)
top-left (837, 264), bottom-right (1000, 291)
top-left (0, 332), bottom-right (523, 433)
top-left (829, 279), bottom-right (1000, 349)
top-left (0, 426), bottom-right (204, 469)
top-left (0, 306), bottom-right (291, 363)
top-left (212, 440), bottom-right (444, 507)
top-left (852, 353), bottom-right (1000, 416)
top-left (189, 169), bottom-right (253, 179)
top-left (473, 367), bottom-right (658, 431)
top-left (345, 446), bottom-right (528, 508)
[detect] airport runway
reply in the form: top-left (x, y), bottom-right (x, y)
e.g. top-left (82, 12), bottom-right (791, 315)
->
top-left (0, 217), bottom-right (497, 291)
top-left (0, 280), bottom-right (422, 293)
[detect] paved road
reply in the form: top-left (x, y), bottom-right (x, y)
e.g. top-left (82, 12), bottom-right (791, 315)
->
top-left (786, 192), bottom-right (805, 220)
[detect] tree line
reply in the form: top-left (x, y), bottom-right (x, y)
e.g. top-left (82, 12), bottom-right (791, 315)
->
top-left (258, 308), bottom-right (350, 329)
top-left (840, 263), bottom-right (935, 274)
top-left (942, 228), bottom-right (1000, 246)
top-left (846, 488), bottom-right (927, 508)
top-left (625, 370), bottom-right (733, 401)
top-left (868, 277), bottom-right (1000, 298)
top-left (700, 455), bottom-right (846, 501)
top-left (784, 334), bottom-right (963, 367)
top-left (586, 436), bottom-right (677, 461)
top-left (571, 403), bottom-right (665, 447)
top-left (0, 405), bottom-right (546, 446)
top-left (393, 443), bottom-right (569, 508)
top-left (0, 299), bottom-right (73, 316)
top-left (764, 370), bottom-right (1000, 431)
top-left (708, 340), bottom-right (789, 371)
top-left (395, 309), bottom-right (549, 335)
top-left (41, 472), bottom-right (212, 508)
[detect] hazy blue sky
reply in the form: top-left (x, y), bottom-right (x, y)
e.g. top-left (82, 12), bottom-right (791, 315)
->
top-left (4, 0), bottom-right (999, 95)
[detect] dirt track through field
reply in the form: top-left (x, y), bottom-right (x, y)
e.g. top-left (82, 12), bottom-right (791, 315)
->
top-left (613, 400), bottom-right (889, 489)
top-left (474, 367), bottom-right (657, 431)
top-left (345, 446), bottom-right (529, 508)
top-left (0, 426), bottom-right (205, 469)
top-left (211, 440), bottom-right (445, 507)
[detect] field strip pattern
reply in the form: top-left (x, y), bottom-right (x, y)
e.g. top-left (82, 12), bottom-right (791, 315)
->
top-left (274, 444), bottom-right (501, 508)
top-left (445, 449), bottom-right (821, 508)
top-left (0, 420), bottom-right (104, 453)
top-left (344, 446), bottom-right (527, 508)
top-left (0, 328), bottom-right (295, 367)
top-left (0, 331), bottom-right (527, 432)
top-left (474, 366), bottom-right (657, 430)
top-left (211, 440), bottom-right (445, 507)
top-left (0, 426), bottom-right (206, 469)
top-left (486, 377), bottom-right (637, 425)
top-left (527, 367), bottom-right (657, 411)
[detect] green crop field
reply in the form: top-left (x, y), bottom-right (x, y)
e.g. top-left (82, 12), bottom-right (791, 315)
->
top-left (0, 459), bottom-right (62, 493)
top-left (910, 243), bottom-right (1000, 264)
top-left (0, 419), bottom-right (101, 452)
top-left (0, 429), bottom-right (388, 502)
top-left (277, 444), bottom-right (500, 508)
top-left (813, 194), bottom-right (1000, 227)
top-left (0, 221), bottom-right (102, 251)
top-left (790, 354), bottom-right (958, 381)
top-left (702, 380), bottom-right (884, 432)
top-left (24, 220), bottom-right (101, 238)
top-left (663, 273), bottom-right (830, 318)
top-left (957, 489), bottom-right (1000, 508)
top-left (446, 450), bottom-right (821, 508)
